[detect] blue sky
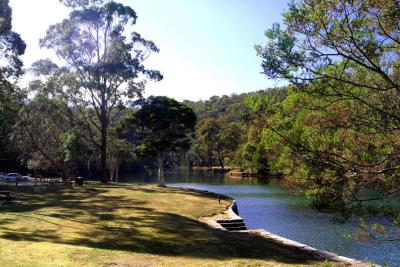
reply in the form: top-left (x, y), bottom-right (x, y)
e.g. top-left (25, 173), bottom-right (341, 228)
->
top-left (10, 0), bottom-right (288, 101)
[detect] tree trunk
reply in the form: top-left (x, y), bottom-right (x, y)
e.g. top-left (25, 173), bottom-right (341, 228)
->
top-left (100, 122), bottom-right (107, 183)
top-left (207, 149), bottom-right (213, 169)
top-left (110, 169), bottom-right (114, 182)
top-left (217, 148), bottom-right (224, 170)
top-left (157, 156), bottom-right (166, 187)
top-left (62, 162), bottom-right (68, 181)
top-left (87, 160), bottom-right (91, 182)
top-left (116, 165), bottom-right (119, 184)
top-left (34, 167), bottom-right (37, 187)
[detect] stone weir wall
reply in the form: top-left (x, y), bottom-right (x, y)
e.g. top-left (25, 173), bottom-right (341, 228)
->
top-left (173, 186), bottom-right (372, 267)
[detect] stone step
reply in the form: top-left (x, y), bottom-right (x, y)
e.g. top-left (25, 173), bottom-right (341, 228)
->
top-left (216, 219), bottom-right (244, 223)
top-left (225, 226), bottom-right (247, 231)
top-left (218, 222), bottom-right (246, 227)
top-left (216, 219), bottom-right (247, 231)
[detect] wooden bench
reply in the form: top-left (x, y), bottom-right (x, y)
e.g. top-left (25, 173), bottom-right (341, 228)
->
top-left (0, 191), bottom-right (15, 204)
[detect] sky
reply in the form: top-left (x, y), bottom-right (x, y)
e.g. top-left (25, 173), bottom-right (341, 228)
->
top-left (9, 0), bottom-right (289, 101)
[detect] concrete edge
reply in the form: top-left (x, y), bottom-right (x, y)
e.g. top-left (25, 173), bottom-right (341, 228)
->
top-left (248, 229), bottom-right (369, 265)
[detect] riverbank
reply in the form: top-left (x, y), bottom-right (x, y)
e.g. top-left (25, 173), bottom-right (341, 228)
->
top-left (0, 183), bottom-right (327, 266)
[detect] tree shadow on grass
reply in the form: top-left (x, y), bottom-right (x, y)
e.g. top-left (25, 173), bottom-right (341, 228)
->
top-left (0, 185), bottom-right (318, 264)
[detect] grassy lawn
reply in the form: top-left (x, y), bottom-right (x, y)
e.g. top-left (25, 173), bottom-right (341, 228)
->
top-left (0, 183), bottom-right (326, 266)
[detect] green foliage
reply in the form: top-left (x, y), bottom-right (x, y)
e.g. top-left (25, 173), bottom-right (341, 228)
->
top-left (194, 117), bottom-right (243, 169)
top-left (241, 142), bottom-right (269, 175)
top-left (0, 0), bottom-right (26, 169)
top-left (107, 136), bottom-right (134, 161)
top-left (185, 88), bottom-right (287, 170)
top-left (106, 134), bottom-right (135, 180)
top-left (252, 144), bottom-right (269, 175)
top-left (123, 96), bottom-right (196, 159)
top-left (0, 0), bottom-right (26, 79)
top-left (26, 152), bottom-right (50, 174)
top-left (121, 96), bottom-right (195, 186)
top-left (60, 129), bottom-right (81, 162)
top-left (253, 0), bottom-right (400, 223)
top-left (245, 85), bottom-right (400, 213)
top-left (0, 81), bottom-right (24, 169)
top-left (134, 142), bottom-right (159, 159)
top-left (13, 93), bottom-right (78, 177)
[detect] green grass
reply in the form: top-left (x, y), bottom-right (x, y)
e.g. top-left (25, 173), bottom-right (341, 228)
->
top-left (0, 183), bottom-right (326, 266)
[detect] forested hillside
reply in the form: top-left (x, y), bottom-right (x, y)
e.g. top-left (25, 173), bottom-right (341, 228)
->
top-left (182, 87), bottom-right (287, 173)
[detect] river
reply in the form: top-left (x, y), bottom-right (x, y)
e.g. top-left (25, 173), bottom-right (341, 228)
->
top-left (119, 170), bottom-right (400, 266)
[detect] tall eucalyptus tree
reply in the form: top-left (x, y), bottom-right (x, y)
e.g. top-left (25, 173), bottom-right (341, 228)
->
top-left (39, 0), bottom-right (162, 182)
top-left (0, 0), bottom-right (26, 169)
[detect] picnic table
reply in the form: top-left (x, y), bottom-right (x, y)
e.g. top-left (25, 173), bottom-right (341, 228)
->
top-left (0, 191), bottom-right (14, 204)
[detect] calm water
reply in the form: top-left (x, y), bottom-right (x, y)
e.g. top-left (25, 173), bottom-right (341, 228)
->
top-left (119, 170), bottom-right (399, 266)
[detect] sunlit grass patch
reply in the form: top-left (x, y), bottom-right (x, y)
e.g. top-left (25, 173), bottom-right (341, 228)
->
top-left (0, 183), bottom-right (322, 266)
